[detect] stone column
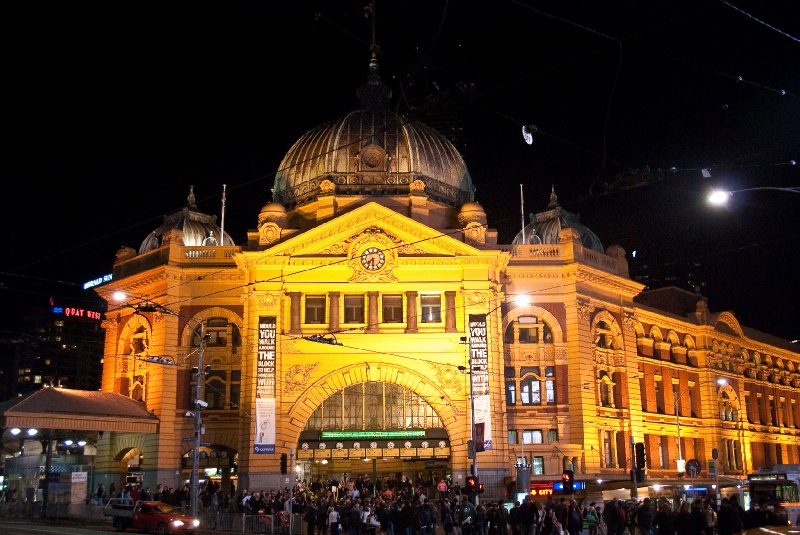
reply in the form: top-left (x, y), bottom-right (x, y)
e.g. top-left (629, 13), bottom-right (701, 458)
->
top-left (366, 292), bottom-right (379, 333)
top-left (405, 291), bottom-right (418, 333)
top-left (289, 292), bottom-right (301, 334)
top-left (329, 292), bottom-right (340, 332)
top-left (445, 291), bottom-right (457, 332)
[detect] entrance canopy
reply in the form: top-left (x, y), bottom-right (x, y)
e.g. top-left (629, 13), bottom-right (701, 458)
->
top-left (0, 387), bottom-right (158, 433)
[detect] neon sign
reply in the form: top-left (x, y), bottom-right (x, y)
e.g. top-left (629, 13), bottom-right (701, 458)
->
top-left (321, 430), bottom-right (425, 439)
top-left (83, 273), bottom-right (113, 290)
top-left (52, 307), bottom-right (101, 320)
top-left (529, 484), bottom-right (554, 496)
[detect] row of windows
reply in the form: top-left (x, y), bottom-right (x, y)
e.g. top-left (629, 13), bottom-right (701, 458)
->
top-left (508, 428), bottom-right (559, 444)
top-left (304, 294), bottom-right (442, 324)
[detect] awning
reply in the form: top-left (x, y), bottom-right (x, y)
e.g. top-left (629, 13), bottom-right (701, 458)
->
top-left (0, 387), bottom-right (159, 433)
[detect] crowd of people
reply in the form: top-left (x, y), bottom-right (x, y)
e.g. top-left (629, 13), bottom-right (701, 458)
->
top-left (91, 473), bottom-right (775, 535)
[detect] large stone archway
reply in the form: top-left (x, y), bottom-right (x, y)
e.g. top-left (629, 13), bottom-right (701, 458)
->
top-left (284, 362), bottom-right (468, 484)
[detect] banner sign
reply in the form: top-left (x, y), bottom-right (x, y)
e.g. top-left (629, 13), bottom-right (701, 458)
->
top-left (469, 314), bottom-right (492, 451)
top-left (254, 316), bottom-right (277, 454)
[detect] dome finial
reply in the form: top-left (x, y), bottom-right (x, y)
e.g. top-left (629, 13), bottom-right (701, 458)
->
top-left (357, 2), bottom-right (391, 110)
top-left (548, 185), bottom-right (559, 208)
top-left (187, 185), bottom-right (197, 210)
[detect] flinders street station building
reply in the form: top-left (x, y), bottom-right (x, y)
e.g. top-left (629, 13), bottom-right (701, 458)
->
top-left (71, 58), bottom-right (800, 501)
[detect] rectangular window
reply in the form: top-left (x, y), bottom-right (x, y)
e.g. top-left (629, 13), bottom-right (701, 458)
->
top-left (519, 327), bottom-right (537, 343)
top-left (545, 380), bottom-right (555, 404)
top-left (655, 380), bottom-right (664, 413)
top-left (506, 381), bottom-right (516, 406)
top-left (344, 295), bottom-right (365, 323)
top-left (548, 429), bottom-right (559, 443)
top-left (603, 430), bottom-right (614, 467)
top-left (382, 295), bottom-right (403, 323)
top-left (420, 295), bottom-right (442, 323)
top-left (305, 295), bottom-right (326, 324)
top-left (520, 377), bottom-right (540, 405)
top-left (523, 429), bottom-right (543, 444)
top-left (532, 456), bottom-right (545, 475)
top-left (508, 430), bottom-right (518, 444)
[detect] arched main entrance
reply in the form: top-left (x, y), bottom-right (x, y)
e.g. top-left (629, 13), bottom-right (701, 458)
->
top-left (295, 380), bottom-right (453, 489)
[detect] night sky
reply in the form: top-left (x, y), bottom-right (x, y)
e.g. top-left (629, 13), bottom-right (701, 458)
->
top-left (2, 1), bottom-right (799, 340)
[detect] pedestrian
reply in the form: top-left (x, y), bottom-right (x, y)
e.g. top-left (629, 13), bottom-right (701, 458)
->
top-left (329, 505), bottom-right (341, 535)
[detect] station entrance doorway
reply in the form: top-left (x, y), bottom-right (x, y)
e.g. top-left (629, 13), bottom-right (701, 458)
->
top-left (294, 380), bottom-right (453, 494)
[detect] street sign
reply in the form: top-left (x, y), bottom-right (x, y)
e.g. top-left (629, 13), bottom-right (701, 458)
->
top-left (686, 459), bottom-right (701, 477)
top-left (552, 481), bottom-right (585, 491)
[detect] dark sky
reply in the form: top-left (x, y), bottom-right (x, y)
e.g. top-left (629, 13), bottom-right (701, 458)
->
top-left (2, 1), bottom-right (799, 339)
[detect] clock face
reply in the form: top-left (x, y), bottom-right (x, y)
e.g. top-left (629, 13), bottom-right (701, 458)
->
top-left (360, 246), bottom-right (386, 271)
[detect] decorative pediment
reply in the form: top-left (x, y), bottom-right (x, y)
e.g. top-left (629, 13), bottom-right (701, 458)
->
top-left (252, 202), bottom-right (488, 261)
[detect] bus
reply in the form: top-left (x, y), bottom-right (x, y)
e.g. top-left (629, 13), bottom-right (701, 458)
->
top-left (747, 472), bottom-right (800, 525)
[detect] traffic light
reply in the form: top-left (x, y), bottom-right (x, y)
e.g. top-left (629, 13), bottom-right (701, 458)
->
top-left (477, 482), bottom-right (485, 494)
top-left (280, 453), bottom-right (288, 474)
top-left (561, 469), bottom-right (574, 494)
top-left (465, 475), bottom-right (479, 494)
top-left (635, 442), bottom-right (646, 469)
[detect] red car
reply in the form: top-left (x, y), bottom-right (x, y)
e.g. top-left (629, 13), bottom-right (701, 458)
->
top-left (105, 500), bottom-right (200, 534)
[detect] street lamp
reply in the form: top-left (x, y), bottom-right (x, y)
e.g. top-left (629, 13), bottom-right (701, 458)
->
top-left (112, 291), bottom-right (207, 520)
top-left (707, 186), bottom-right (800, 206)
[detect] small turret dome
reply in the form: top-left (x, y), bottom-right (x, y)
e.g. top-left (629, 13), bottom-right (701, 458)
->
top-left (513, 187), bottom-right (604, 252)
top-left (139, 186), bottom-right (235, 254)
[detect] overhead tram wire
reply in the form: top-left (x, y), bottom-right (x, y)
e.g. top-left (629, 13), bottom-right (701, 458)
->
top-left (8, 110), bottom-right (413, 276)
top-left (104, 207), bottom-right (521, 318)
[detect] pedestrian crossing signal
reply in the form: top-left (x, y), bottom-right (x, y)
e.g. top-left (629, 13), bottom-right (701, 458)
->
top-left (561, 470), bottom-right (574, 493)
top-left (280, 453), bottom-right (288, 474)
top-left (465, 475), bottom-right (479, 494)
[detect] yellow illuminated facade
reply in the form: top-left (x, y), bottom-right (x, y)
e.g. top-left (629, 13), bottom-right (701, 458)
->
top-left (93, 66), bottom-right (800, 499)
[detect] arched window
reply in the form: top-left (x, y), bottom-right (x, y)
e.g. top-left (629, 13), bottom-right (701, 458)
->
top-left (598, 371), bottom-right (614, 408)
top-left (594, 320), bottom-right (616, 349)
top-left (189, 316), bottom-right (242, 410)
top-left (305, 381), bottom-right (444, 431)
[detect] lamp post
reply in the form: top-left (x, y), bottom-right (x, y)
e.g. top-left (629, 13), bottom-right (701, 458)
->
top-left (112, 291), bottom-right (206, 520)
top-left (707, 186), bottom-right (800, 206)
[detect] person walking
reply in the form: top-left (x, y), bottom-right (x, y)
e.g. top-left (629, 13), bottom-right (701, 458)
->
top-left (329, 505), bottom-right (342, 535)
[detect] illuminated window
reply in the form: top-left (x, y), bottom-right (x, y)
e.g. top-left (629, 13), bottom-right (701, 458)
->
top-left (305, 381), bottom-right (443, 431)
top-left (344, 295), bottom-right (365, 323)
top-left (522, 429), bottom-right (543, 444)
top-left (508, 430), bottom-right (518, 445)
top-left (506, 381), bottom-right (516, 405)
top-left (305, 295), bottom-right (326, 324)
top-left (382, 295), bottom-right (403, 323)
top-left (532, 456), bottom-right (545, 475)
top-left (520, 377), bottom-right (540, 405)
top-left (420, 295), bottom-right (441, 323)
top-left (545, 367), bottom-right (555, 404)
